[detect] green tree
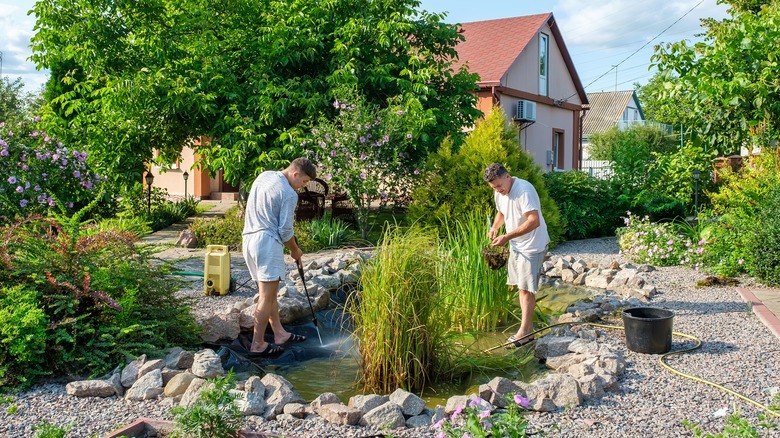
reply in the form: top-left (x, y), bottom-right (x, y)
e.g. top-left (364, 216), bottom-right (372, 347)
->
top-left (30, 0), bottom-right (479, 190)
top-left (588, 124), bottom-right (677, 161)
top-left (0, 77), bottom-right (40, 123)
top-left (409, 106), bottom-right (564, 244)
top-left (652, 0), bottom-right (780, 155)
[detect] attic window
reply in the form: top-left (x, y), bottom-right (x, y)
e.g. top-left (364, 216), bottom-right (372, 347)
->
top-left (539, 33), bottom-right (549, 97)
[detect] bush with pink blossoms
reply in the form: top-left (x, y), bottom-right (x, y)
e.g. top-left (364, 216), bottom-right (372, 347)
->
top-left (617, 211), bottom-right (707, 269)
top-left (0, 118), bottom-right (104, 221)
top-left (434, 394), bottom-right (531, 438)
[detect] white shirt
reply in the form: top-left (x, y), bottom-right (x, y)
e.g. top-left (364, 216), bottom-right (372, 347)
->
top-left (494, 177), bottom-right (550, 254)
top-left (242, 171), bottom-right (297, 245)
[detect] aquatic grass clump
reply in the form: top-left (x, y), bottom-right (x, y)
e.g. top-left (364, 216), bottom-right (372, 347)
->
top-left (438, 213), bottom-right (514, 332)
top-left (351, 225), bottom-right (449, 393)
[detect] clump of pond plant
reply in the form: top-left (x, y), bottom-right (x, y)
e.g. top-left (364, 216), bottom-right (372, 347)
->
top-left (438, 212), bottom-right (514, 332)
top-left (351, 226), bottom-right (447, 393)
top-left (352, 221), bottom-right (538, 394)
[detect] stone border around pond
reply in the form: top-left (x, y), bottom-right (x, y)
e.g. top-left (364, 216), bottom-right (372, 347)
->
top-left (66, 252), bottom-right (659, 434)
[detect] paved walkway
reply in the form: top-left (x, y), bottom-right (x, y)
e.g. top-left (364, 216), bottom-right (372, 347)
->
top-left (737, 287), bottom-right (780, 341)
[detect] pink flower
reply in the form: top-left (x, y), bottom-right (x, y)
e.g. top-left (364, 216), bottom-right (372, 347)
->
top-left (514, 394), bottom-right (530, 407)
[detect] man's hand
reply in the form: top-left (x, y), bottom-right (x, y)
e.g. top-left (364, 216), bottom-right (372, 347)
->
top-left (491, 234), bottom-right (509, 247)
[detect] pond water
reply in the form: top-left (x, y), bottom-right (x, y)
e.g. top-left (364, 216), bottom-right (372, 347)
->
top-left (226, 280), bottom-right (593, 405)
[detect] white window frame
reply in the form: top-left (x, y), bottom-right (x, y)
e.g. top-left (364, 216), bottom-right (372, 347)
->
top-left (539, 33), bottom-right (549, 97)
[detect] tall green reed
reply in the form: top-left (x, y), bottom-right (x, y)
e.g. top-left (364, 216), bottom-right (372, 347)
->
top-left (438, 212), bottom-right (513, 332)
top-left (350, 225), bottom-right (450, 393)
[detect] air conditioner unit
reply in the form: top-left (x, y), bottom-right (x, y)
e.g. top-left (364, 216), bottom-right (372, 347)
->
top-left (516, 100), bottom-right (537, 122)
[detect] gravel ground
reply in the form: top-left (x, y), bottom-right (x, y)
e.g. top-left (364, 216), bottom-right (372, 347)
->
top-left (2, 238), bottom-right (780, 437)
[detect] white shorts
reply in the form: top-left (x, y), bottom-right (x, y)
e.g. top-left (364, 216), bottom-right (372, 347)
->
top-left (507, 250), bottom-right (546, 293)
top-left (242, 231), bottom-right (286, 282)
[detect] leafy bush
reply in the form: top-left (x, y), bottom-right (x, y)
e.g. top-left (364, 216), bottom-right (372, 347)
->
top-left (617, 212), bottom-right (705, 269)
top-left (118, 183), bottom-right (199, 232)
top-left (542, 171), bottom-right (623, 239)
top-left (745, 185), bottom-right (780, 286)
top-left (190, 206), bottom-right (244, 251)
top-left (170, 371), bottom-right (243, 438)
top-left (408, 106), bottom-right (563, 244)
top-left (0, 204), bottom-right (200, 387)
top-left (0, 117), bottom-right (105, 222)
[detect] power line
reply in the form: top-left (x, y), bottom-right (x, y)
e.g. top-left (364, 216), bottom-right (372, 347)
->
top-left (566, 0), bottom-right (706, 100)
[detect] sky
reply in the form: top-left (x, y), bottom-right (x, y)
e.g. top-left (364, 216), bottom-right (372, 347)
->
top-left (2, 0), bottom-right (729, 95)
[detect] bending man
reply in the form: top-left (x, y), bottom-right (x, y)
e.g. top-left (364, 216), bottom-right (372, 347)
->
top-left (484, 163), bottom-right (550, 347)
top-left (242, 157), bottom-right (316, 357)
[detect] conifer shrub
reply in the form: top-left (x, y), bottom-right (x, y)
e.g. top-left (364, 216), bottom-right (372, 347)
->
top-left (408, 106), bottom-right (563, 244)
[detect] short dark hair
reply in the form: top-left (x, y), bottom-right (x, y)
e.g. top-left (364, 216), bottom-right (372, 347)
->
top-left (290, 157), bottom-right (317, 179)
top-left (483, 163), bottom-right (508, 182)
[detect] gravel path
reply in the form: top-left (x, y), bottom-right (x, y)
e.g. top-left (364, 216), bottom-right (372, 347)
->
top-left (2, 238), bottom-right (780, 437)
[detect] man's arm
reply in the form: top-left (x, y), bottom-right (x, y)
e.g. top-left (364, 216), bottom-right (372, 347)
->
top-left (491, 210), bottom-right (540, 246)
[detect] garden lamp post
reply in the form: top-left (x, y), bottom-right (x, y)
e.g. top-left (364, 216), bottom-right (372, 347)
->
top-left (692, 168), bottom-right (701, 214)
top-left (145, 170), bottom-right (154, 215)
top-left (182, 171), bottom-right (189, 199)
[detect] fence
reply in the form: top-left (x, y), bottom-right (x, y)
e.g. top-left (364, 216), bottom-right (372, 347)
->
top-left (579, 159), bottom-right (613, 180)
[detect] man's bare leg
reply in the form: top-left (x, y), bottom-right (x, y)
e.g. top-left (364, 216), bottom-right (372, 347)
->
top-left (514, 288), bottom-right (536, 340)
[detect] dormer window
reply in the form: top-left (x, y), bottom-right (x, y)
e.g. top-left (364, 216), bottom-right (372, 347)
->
top-left (539, 33), bottom-right (549, 96)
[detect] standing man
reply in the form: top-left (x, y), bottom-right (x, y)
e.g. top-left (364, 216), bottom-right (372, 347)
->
top-left (483, 163), bottom-right (549, 347)
top-left (242, 157), bottom-right (316, 357)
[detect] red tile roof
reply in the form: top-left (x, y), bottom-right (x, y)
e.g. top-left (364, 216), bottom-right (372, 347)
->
top-left (453, 13), bottom-right (552, 84)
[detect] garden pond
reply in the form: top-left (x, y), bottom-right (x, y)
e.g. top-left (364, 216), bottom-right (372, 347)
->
top-left (219, 280), bottom-right (591, 406)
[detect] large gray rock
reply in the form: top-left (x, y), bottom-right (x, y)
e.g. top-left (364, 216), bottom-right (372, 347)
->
top-left (198, 308), bottom-right (240, 343)
top-left (165, 347), bottom-right (194, 370)
top-left (66, 380), bottom-right (116, 398)
top-left (125, 369), bottom-right (164, 401)
top-left (120, 355), bottom-right (146, 388)
top-left (478, 376), bottom-right (523, 408)
top-left (231, 389), bottom-right (266, 416)
top-left (262, 373), bottom-right (305, 418)
top-left (389, 388), bottom-right (426, 417)
top-left (361, 402), bottom-right (406, 429)
top-left (164, 372), bottom-right (196, 397)
top-left (191, 349), bottom-right (224, 379)
top-left (318, 403), bottom-right (362, 426)
top-left (179, 378), bottom-right (207, 408)
top-left (523, 373), bottom-right (582, 412)
top-left (534, 336), bottom-right (577, 359)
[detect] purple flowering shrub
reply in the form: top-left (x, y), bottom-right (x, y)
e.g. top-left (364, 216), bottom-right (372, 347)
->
top-left (304, 93), bottom-right (423, 238)
top-left (0, 118), bottom-right (104, 221)
top-left (617, 212), bottom-right (707, 269)
top-left (434, 394), bottom-right (531, 438)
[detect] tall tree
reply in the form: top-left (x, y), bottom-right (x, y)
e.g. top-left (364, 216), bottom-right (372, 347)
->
top-left (30, 0), bottom-right (479, 188)
top-left (651, 0), bottom-right (780, 155)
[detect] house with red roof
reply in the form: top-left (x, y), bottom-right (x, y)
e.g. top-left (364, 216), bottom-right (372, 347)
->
top-left (454, 13), bottom-right (589, 171)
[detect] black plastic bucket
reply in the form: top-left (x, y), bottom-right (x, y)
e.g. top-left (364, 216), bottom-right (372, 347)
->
top-left (622, 307), bottom-right (674, 354)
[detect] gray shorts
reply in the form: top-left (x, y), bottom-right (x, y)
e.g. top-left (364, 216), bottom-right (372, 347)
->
top-left (242, 231), bottom-right (286, 282)
top-left (507, 249), bottom-right (546, 293)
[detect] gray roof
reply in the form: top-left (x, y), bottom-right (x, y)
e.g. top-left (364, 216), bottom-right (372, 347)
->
top-left (582, 90), bottom-right (640, 137)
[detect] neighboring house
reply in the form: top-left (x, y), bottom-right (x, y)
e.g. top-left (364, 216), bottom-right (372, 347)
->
top-left (453, 13), bottom-right (589, 172)
top-left (146, 138), bottom-right (239, 201)
top-left (581, 90), bottom-right (645, 159)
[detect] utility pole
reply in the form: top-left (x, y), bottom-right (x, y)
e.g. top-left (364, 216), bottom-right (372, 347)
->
top-left (612, 65), bottom-right (618, 91)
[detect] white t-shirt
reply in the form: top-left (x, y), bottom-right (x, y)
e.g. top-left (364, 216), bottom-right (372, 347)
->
top-left (494, 177), bottom-right (550, 254)
top-left (242, 171), bottom-right (298, 245)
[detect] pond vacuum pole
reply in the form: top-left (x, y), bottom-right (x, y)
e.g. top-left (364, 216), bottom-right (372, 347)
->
top-left (293, 240), bottom-right (323, 346)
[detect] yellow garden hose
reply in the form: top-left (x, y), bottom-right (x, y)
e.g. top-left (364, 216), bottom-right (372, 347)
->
top-left (486, 321), bottom-right (780, 419)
